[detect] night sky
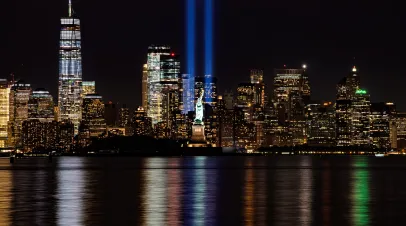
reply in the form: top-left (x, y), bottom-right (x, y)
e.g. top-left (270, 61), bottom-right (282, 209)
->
top-left (2, 0), bottom-right (405, 109)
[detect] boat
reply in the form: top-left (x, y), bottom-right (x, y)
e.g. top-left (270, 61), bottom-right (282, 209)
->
top-left (375, 153), bottom-right (385, 157)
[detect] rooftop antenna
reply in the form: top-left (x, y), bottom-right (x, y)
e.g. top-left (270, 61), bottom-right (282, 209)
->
top-left (68, 0), bottom-right (72, 17)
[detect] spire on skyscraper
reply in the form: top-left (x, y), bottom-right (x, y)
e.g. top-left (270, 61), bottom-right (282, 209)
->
top-left (68, 0), bottom-right (72, 17)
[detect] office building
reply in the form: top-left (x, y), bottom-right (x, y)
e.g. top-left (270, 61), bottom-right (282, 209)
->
top-left (142, 64), bottom-right (148, 111)
top-left (81, 94), bottom-right (107, 137)
top-left (250, 69), bottom-right (265, 107)
top-left (118, 104), bottom-right (130, 128)
top-left (0, 79), bottom-right (10, 147)
top-left (370, 102), bottom-right (396, 149)
top-left (132, 107), bottom-right (153, 136)
top-left (237, 83), bottom-right (255, 121)
top-left (146, 45), bottom-right (171, 125)
top-left (82, 81), bottom-right (96, 96)
top-left (160, 54), bottom-right (182, 127)
top-left (28, 88), bottom-right (54, 122)
top-left (104, 101), bottom-right (117, 126)
top-left (204, 74), bottom-right (217, 107)
top-left (58, 1), bottom-right (83, 133)
top-left (351, 89), bottom-right (371, 146)
top-left (8, 81), bottom-right (31, 148)
top-left (306, 102), bottom-right (336, 147)
top-left (273, 68), bottom-right (308, 146)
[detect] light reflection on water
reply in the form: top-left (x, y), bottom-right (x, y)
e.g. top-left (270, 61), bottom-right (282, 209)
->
top-left (0, 156), bottom-right (405, 225)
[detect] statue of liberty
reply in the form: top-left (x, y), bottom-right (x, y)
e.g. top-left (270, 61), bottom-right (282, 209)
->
top-left (194, 88), bottom-right (204, 125)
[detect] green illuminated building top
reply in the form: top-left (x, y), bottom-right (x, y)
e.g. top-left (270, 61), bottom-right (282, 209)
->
top-left (355, 89), bottom-right (367, 94)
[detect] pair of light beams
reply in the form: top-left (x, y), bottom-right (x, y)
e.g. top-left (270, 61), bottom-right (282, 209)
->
top-left (186, 0), bottom-right (213, 102)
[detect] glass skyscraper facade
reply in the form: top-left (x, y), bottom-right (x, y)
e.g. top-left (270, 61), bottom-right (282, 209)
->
top-left (58, 3), bottom-right (82, 134)
top-left (146, 45), bottom-right (171, 125)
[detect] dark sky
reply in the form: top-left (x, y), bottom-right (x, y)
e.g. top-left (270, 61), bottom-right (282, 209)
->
top-left (2, 0), bottom-right (406, 109)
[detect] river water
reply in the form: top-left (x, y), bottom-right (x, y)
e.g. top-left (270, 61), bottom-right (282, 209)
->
top-left (0, 156), bottom-right (405, 226)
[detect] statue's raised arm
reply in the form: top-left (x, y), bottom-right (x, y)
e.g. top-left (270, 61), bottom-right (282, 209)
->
top-left (194, 89), bottom-right (204, 124)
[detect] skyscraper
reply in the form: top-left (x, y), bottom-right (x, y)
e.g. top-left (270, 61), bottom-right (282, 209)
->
top-left (58, 0), bottom-right (83, 134)
top-left (81, 94), bottom-right (107, 137)
top-left (351, 89), bottom-right (371, 146)
top-left (0, 79), bottom-right (10, 147)
top-left (82, 81), bottom-right (95, 96)
top-left (160, 54), bottom-right (182, 127)
top-left (250, 69), bottom-right (265, 107)
top-left (182, 74), bottom-right (195, 113)
top-left (8, 81), bottom-right (32, 148)
top-left (142, 64), bottom-right (148, 111)
top-left (273, 68), bottom-right (308, 146)
top-left (146, 45), bottom-right (171, 125)
top-left (336, 66), bottom-right (361, 146)
top-left (28, 88), bottom-right (54, 122)
top-left (204, 74), bottom-right (217, 107)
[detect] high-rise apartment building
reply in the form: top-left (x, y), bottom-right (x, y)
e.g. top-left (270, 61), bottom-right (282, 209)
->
top-left (0, 79), bottom-right (10, 147)
top-left (8, 81), bottom-right (32, 148)
top-left (146, 45), bottom-right (171, 125)
top-left (82, 81), bottom-right (95, 96)
top-left (58, 1), bottom-right (83, 134)
top-left (142, 64), bottom-right (148, 111)
top-left (28, 88), bottom-right (54, 122)
top-left (351, 89), bottom-right (371, 146)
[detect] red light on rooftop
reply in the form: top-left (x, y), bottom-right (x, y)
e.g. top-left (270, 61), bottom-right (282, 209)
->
top-left (283, 64), bottom-right (286, 68)
top-left (171, 53), bottom-right (175, 56)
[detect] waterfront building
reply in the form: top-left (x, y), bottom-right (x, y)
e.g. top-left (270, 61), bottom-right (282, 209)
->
top-left (82, 81), bottom-right (95, 96)
top-left (22, 120), bottom-right (58, 151)
top-left (146, 45), bottom-right (171, 125)
top-left (351, 89), bottom-right (371, 146)
top-left (395, 112), bottom-right (406, 150)
top-left (58, 120), bottom-right (74, 151)
top-left (58, 1), bottom-right (83, 134)
top-left (170, 110), bottom-right (188, 140)
top-left (0, 79), bottom-right (10, 147)
top-left (8, 81), bottom-right (31, 148)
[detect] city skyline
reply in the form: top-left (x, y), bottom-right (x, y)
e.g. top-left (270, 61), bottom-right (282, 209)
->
top-left (2, 0), bottom-right (405, 110)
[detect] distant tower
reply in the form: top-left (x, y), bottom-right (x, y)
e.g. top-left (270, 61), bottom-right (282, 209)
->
top-left (250, 69), bottom-right (265, 107)
top-left (58, 0), bottom-right (83, 134)
top-left (142, 64), bottom-right (148, 111)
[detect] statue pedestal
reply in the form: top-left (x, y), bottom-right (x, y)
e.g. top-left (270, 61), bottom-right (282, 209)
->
top-left (188, 124), bottom-right (210, 147)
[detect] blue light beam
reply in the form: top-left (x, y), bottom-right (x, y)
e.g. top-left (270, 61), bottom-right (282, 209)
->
top-left (186, 0), bottom-right (196, 77)
top-left (204, 0), bottom-right (213, 104)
